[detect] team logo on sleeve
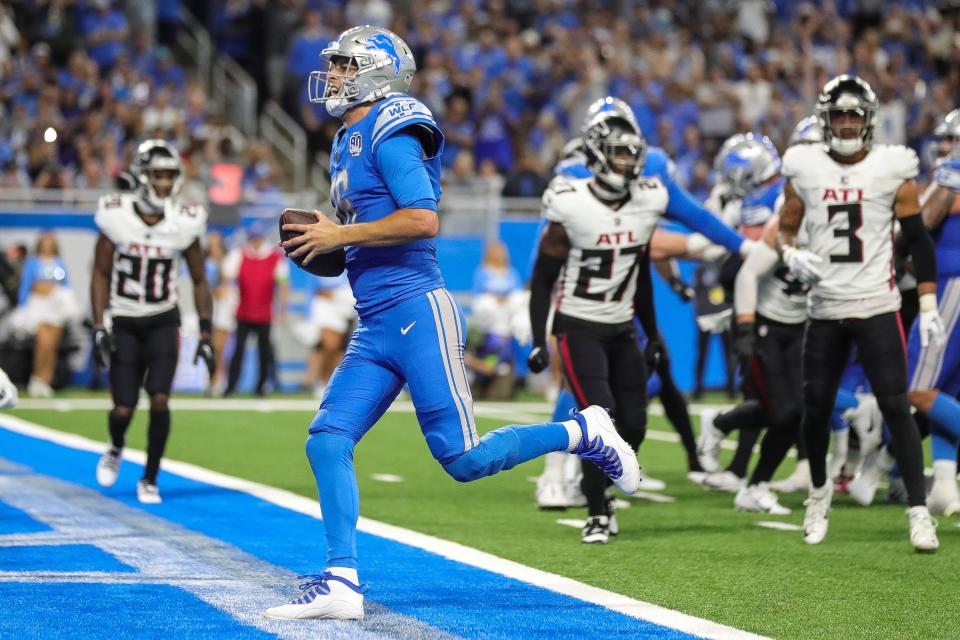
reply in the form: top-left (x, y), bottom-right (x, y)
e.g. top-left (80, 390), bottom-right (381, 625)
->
top-left (365, 33), bottom-right (407, 77)
top-left (349, 132), bottom-right (363, 157)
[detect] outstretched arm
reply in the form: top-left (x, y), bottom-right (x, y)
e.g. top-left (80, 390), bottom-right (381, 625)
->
top-left (663, 178), bottom-right (748, 255)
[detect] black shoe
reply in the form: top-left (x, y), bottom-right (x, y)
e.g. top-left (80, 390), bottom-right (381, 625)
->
top-left (581, 516), bottom-right (610, 544)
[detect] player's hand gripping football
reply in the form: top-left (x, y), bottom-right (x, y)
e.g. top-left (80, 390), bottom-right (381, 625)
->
top-left (92, 325), bottom-right (113, 369)
top-left (280, 209), bottom-right (343, 265)
top-left (527, 345), bottom-right (550, 374)
top-left (781, 245), bottom-right (823, 285)
top-left (194, 336), bottom-right (216, 378)
top-left (918, 293), bottom-right (946, 348)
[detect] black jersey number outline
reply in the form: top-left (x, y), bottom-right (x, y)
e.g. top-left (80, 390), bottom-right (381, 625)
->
top-left (116, 255), bottom-right (174, 303)
top-left (827, 203), bottom-right (864, 263)
top-left (573, 245), bottom-right (646, 302)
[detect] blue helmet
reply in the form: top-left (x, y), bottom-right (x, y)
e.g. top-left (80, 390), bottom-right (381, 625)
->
top-left (714, 133), bottom-right (781, 199)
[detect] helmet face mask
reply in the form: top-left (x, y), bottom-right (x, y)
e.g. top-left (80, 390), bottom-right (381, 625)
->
top-left (581, 97), bottom-right (646, 194)
top-left (816, 75), bottom-right (878, 156)
top-left (309, 26), bottom-right (416, 117)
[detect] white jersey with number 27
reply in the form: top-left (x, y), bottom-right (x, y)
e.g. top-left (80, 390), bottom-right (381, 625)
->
top-left (95, 193), bottom-right (207, 320)
top-left (543, 175), bottom-right (668, 324)
top-left (780, 143), bottom-right (918, 320)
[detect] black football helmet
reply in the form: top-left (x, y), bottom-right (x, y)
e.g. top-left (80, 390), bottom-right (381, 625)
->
top-left (815, 75), bottom-right (878, 156)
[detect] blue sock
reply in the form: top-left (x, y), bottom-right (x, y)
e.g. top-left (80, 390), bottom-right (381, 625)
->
top-left (306, 431), bottom-right (360, 570)
top-left (443, 422), bottom-right (569, 482)
top-left (927, 393), bottom-right (960, 441)
top-left (646, 373), bottom-right (662, 399)
top-left (552, 389), bottom-right (578, 422)
top-left (834, 388), bottom-right (858, 413)
top-left (829, 410), bottom-right (847, 432)
top-left (931, 429), bottom-right (960, 462)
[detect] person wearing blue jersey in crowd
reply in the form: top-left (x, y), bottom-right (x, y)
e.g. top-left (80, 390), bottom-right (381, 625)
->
top-left (265, 26), bottom-right (641, 621)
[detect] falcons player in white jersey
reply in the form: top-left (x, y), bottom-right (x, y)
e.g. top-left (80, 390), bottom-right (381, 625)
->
top-left (91, 140), bottom-right (215, 504)
top-left (777, 75), bottom-right (944, 551)
top-left (528, 105), bottom-right (665, 543)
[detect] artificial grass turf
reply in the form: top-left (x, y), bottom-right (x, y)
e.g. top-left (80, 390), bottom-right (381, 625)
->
top-left (9, 404), bottom-right (959, 640)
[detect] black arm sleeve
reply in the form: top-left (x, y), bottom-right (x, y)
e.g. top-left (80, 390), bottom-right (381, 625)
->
top-left (899, 213), bottom-right (937, 284)
top-left (633, 247), bottom-right (658, 341)
top-left (529, 253), bottom-right (565, 348)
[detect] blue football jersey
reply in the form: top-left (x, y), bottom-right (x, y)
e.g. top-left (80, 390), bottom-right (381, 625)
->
top-left (329, 94), bottom-right (446, 318)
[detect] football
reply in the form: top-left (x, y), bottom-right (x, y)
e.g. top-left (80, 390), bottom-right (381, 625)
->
top-left (278, 209), bottom-right (346, 277)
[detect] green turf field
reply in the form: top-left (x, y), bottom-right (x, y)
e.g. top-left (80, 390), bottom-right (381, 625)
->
top-left (9, 400), bottom-right (959, 639)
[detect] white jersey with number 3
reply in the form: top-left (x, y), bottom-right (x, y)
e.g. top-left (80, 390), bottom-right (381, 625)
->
top-left (95, 193), bottom-right (207, 319)
top-left (781, 143), bottom-right (917, 320)
top-left (543, 175), bottom-right (667, 324)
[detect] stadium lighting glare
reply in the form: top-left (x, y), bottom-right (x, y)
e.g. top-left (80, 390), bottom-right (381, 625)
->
top-left (43, 127), bottom-right (57, 143)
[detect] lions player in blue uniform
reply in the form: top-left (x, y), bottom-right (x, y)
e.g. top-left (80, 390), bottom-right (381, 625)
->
top-left (264, 27), bottom-right (641, 621)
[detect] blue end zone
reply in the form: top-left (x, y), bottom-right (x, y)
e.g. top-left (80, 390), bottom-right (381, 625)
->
top-left (0, 543), bottom-right (136, 573)
top-left (0, 583), bottom-right (275, 640)
top-left (0, 426), bottom-right (706, 640)
top-left (0, 500), bottom-right (51, 534)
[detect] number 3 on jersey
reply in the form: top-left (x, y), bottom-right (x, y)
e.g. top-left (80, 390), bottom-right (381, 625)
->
top-left (827, 203), bottom-right (863, 263)
top-left (574, 245), bottom-right (646, 301)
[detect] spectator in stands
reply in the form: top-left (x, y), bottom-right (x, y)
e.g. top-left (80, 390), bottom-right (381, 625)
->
top-left (81, 0), bottom-right (130, 72)
top-left (221, 221), bottom-right (289, 397)
top-left (10, 232), bottom-right (79, 398)
top-left (502, 149), bottom-right (549, 198)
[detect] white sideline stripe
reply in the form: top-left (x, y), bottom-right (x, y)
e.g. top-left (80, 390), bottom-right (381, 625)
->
top-left (0, 413), bottom-right (769, 640)
top-left (556, 519), bottom-right (586, 529)
top-left (754, 521), bottom-right (803, 532)
top-left (370, 473), bottom-right (404, 483)
top-left (631, 491), bottom-right (677, 504)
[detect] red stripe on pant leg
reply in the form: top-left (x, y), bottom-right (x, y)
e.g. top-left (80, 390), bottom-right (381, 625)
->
top-left (750, 355), bottom-right (771, 413)
top-left (558, 334), bottom-right (589, 409)
top-left (895, 311), bottom-right (907, 364)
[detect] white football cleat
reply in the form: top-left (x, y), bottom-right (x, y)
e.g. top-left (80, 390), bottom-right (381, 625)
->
top-left (96, 449), bottom-right (121, 488)
top-left (571, 406), bottom-right (640, 495)
top-left (535, 477), bottom-right (568, 510)
top-left (581, 515), bottom-right (610, 544)
top-left (686, 470), bottom-right (707, 485)
top-left (844, 392), bottom-right (883, 456)
top-left (770, 459), bottom-right (810, 493)
top-left (696, 408), bottom-right (723, 473)
top-left (702, 470), bottom-right (745, 493)
top-left (927, 460), bottom-right (960, 516)
top-left (637, 469), bottom-right (666, 491)
top-left (27, 376), bottom-right (53, 398)
top-left (735, 483), bottom-right (792, 515)
top-left (264, 572), bottom-right (365, 620)
top-left (907, 506), bottom-right (939, 553)
top-left (803, 484), bottom-right (833, 545)
top-left (848, 447), bottom-right (895, 506)
top-left (136, 479), bottom-right (162, 504)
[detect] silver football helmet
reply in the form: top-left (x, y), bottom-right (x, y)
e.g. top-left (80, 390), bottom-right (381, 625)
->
top-left (309, 25), bottom-right (416, 117)
top-left (815, 75), bottom-right (878, 156)
top-left (713, 132), bottom-right (781, 199)
top-left (581, 97), bottom-right (645, 193)
top-left (788, 115), bottom-right (824, 146)
top-left (132, 139), bottom-right (183, 215)
top-left (933, 109), bottom-right (960, 163)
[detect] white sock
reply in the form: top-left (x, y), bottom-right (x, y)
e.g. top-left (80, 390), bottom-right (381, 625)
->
top-left (563, 419), bottom-right (582, 452)
top-left (933, 459), bottom-right (958, 482)
top-left (327, 567), bottom-right (359, 585)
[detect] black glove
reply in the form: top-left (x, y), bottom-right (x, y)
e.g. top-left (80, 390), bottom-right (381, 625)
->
top-left (194, 335), bottom-right (216, 378)
top-left (644, 337), bottom-right (664, 372)
top-left (669, 277), bottom-right (695, 303)
top-left (733, 321), bottom-right (758, 363)
top-left (527, 344), bottom-right (550, 374)
top-left (92, 325), bottom-right (113, 369)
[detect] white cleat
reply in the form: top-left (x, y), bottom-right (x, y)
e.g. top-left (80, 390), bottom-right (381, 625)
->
top-left (96, 449), bottom-right (121, 488)
top-left (27, 376), bottom-right (53, 398)
top-left (571, 406), bottom-right (640, 495)
top-left (907, 506), bottom-right (939, 553)
top-left (264, 573), bottom-right (365, 620)
top-left (535, 478), bottom-right (568, 510)
top-left (701, 470), bottom-right (745, 493)
top-left (581, 515), bottom-right (610, 544)
top-left (637, 469), bottom-right (666, 491)
top-left (848, 447), bottom-right (895, 506)
top-left (686, 470), bottom-right (707, 485)
top-left (927, 460), bottom-right (960, 516)
top-left (735, 483), bottom-right (792, 515)
top-left (136, 479), bottom-right (162, 504)
top-left (803, 484), bottom-right (833, 545)
top-left (770, 459), bottom-right (811, 493)
top-left (696, 408), bottom-right (723, 473)
top-left (844, 392), bottom-right (883, 455)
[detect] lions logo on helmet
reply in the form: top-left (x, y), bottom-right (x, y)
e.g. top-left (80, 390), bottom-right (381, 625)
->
top-left (714, 132), bottom-right (781, 199)
top-left (132, 139), bottom-right (184, 216)
top-left (309, 26), bottom-right (416, 117)
top-left (581, 97), bottom-right (646, 195)
top-left (815, 74), bottom-right (878, 156)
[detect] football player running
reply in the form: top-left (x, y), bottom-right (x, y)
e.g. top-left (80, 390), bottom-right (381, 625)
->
top-left (906, 110), bottom-right (960, 516)
top-left (528, 99), bottom-right (752, 543)
top-left (91, 140), bottom-right (215, 504)
top-left (777, 75), bottom-right (943, 551)
top-left (265, 27), bottom-right (641, 621)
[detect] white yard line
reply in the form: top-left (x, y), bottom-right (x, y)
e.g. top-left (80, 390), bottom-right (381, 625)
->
top-left (754, 521), bottom-right (803, 532)
top-left (0, 412), bottom-right (769, 640)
